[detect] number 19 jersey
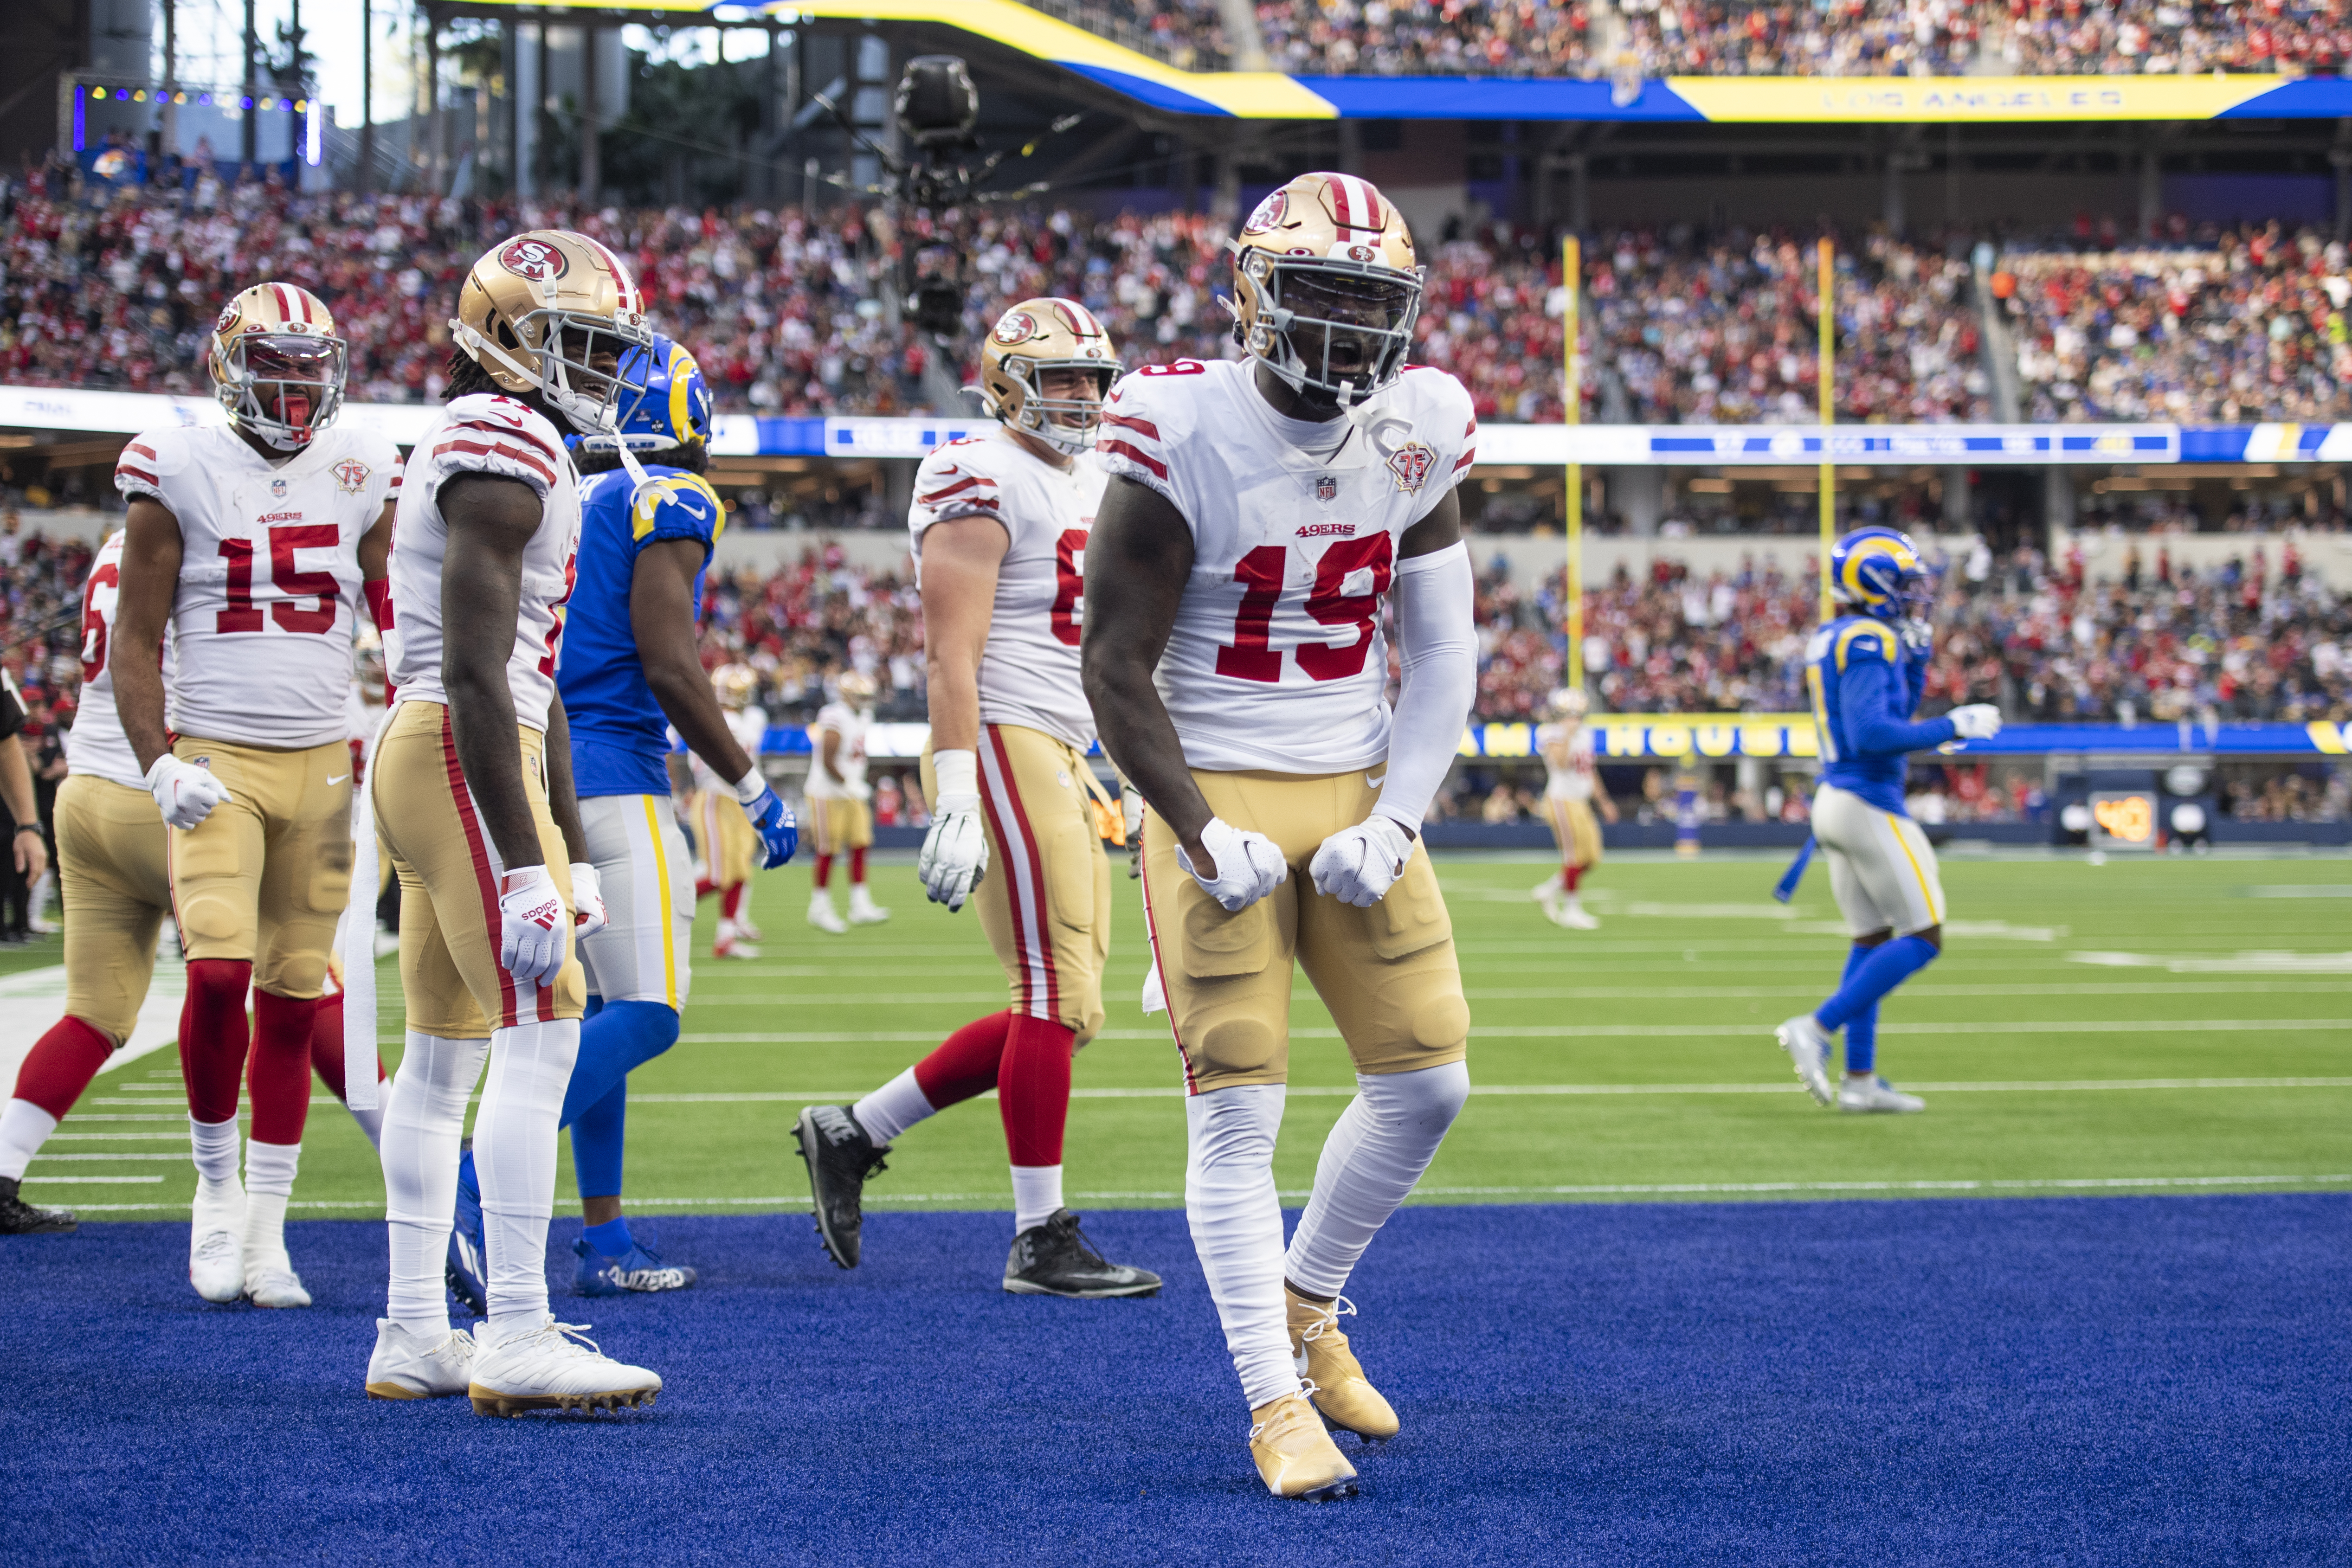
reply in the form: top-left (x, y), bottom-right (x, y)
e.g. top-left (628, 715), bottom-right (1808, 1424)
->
top-left (908, 427), bottom-right (1106, 751)
top-left (1095, 358), bottom-right (1476, 774)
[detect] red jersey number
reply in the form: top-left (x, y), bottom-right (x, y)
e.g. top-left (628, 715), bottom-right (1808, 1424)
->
top-left (537, 549), bottom-right (580, 676)
top-left (1215, 536), bottom-right (1397, 684)
top-left (80, 561), bottom-right (119, 681)
top-left (215, 526), bottom-right (343, 635)
top-left (1049, 529), bottom-right (1086, 648)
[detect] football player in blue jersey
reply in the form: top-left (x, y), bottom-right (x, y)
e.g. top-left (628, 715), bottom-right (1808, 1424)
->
top-left (446, 336), bottom-right (798, 1308)
top-left (1775, 527), bottom-right (2002, 1114)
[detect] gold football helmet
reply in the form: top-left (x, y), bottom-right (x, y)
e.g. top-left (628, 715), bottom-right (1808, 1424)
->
top-left (1545, 687), bottom-right (1590, 721)
top-left (206, 282), bottom-right (346, 452)
top-left (835, 669), bottom-right (878, 707)
top-left (714, 664), bottom-right (759, 710)
top-left (450, 230), bottom-right (651, 434)
top-left (1230, 172), bottom-right (1424, 406)
top-left (978, 298), bottom-right (1121, 455)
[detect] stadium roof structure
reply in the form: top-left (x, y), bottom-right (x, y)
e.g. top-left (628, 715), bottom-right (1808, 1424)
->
top-left (450, 1), bottom-right (2352, 122)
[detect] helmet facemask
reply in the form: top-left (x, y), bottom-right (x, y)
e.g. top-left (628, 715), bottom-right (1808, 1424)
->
top-left (999, 359), bottom-right (1117, 455)
top-left (1238, 252), bottom-right (1422, 409)
top-left (460, 304), bottom-right (651, 437)
top-left (217, 333), bottom-right (346, 451)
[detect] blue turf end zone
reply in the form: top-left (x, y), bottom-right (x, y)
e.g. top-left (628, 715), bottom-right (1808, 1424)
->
top-left (5, 1195), bottom-right (2349, 1567)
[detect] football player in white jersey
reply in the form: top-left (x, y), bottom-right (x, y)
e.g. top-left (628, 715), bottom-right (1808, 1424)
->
top-left (693, 664), bottom-right (769, 958)
top-left (1082, 172), bottom-right (1480, 1500)
top-left (1533, 687), bottom-right (1616, 929)
top-left (355, 230), bottom-right (658, 1413)
top-left (802, 671), bottom-right (889, 932)
top-left (795, 298), bottom-right (1159, 1298)
top-left (110, 282), bottom-right (399, 1308)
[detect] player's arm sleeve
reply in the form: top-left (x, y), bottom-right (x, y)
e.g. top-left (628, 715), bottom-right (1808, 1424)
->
top-left (631, 472), bottom-right (725, 567)
top-left (421, 395), bottom-right (562, 503)
top-left (113, 429), bottom-right (178, 506)
top-left (1407, 370), bottom-right (1478, 526)
top-left (1093, 373), bottom-right (1182, 513)
top-left (908, 444), bottom-right (1005, 545)
top-left (0, 668), bottom-right (26, 742)
top-left (1373, 540), bottom-right (1476, 832)
top-left (1841, 655), bottom-right (1957, 757)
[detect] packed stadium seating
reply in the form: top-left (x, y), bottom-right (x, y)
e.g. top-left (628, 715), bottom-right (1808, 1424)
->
top-left (1112, 1), bottom-right (2352, 79)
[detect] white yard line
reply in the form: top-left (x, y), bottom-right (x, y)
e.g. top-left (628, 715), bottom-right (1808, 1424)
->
top-left (0, 959), bottom-right (187, 1092)
top-left (678, 1018), bottom-right (2351, 1047)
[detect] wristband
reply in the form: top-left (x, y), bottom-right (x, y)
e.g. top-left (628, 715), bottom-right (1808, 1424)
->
top-left (730, 767), bottom-right (770, 806)
top-left (931, 748), bottom-right (978, 803)
top-left (13, 824), bottom-right (39, 836)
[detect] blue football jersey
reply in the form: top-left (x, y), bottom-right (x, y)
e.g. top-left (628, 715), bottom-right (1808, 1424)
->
top-left (558, 465), bottom-right (725, 798)
top-left (1804, 615), bottom-right (1955, 815)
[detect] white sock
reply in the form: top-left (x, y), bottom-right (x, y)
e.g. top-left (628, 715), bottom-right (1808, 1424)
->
top-left (0, 1099), bottom-right (58, 1183)
top-left (1282, 1062), bottom-right (1470, 1299)
top-left (852, 1067), bottom-right (935, 1147)
top-left (1185, 1085), bottom-right (1301, 1411)
top-left (242, 1138), bottom-right (301, 1269)
top-left (381, 1030), bottom-right (489, 1337)
top-left (474, 1017), bottom-right (580, 1336)
top-left (189, 1115), bottom-right (240, 1191)
top-left (1010, 1164), bottom-right (1063, 1234)
top-left (717, 917), bottom-right (737, 944)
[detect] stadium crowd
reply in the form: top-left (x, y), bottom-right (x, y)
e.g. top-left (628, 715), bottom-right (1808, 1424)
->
top-left (1166, 1), bottom-right (2352, 79)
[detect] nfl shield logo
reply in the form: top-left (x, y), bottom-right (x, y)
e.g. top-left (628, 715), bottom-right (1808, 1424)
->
top-left (1315, 474), bottom-right (1339, 503)
top-left (271, 479), bottom-right (288, 498)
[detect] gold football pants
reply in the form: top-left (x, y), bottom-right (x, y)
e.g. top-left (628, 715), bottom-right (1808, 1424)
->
top-left (55, 773), bottom-right (171, 1045)
top-left (167, 733), bottom-right (353, 998)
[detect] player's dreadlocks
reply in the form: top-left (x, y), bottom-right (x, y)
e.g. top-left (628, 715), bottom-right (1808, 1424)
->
top-left (442, 345), bottom-right (504, 403)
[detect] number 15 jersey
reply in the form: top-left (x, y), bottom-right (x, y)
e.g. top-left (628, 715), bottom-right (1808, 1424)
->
top-left (908, 426), bottom-right (1107, 751)
top-left (1095, 357), bottom-right (1476, 774)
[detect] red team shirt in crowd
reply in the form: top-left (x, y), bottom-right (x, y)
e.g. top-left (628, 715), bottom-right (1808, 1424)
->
top-left (1093, 357), bottom-right (1476, 774)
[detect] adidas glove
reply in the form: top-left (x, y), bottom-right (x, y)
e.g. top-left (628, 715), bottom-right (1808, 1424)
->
top-left (1948, 703), bottom-right (2003, 740)
top-left (569, 862), bottom-right (608, 941)
top-left (917, 748), bottom-right (988, 913)
top-left (1176, 816), bottom-right (1287, 913)
top-left (1122, 783), bottom-right (1146, 880)
top-left (1309, 813), bottom-right (1417, 908)
top-left (1900, 616), bottom-right (1933, 656)
top-left (145, 754), bottom-right (231, 830)
top-left (734, 768), bottom-right (799, 869)
top-left (496, 864), bottom-right (568, 986)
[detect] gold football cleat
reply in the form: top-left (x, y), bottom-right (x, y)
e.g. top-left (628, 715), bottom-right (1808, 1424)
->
top-left (1248, 1392), bottom-right (1359, 1501)
top-left (1288, 1289), bottom-right (1401, 1441)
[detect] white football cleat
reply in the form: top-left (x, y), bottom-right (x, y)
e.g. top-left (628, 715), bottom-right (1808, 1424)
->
top-left (711, 936), bottom-right (762, 961)
top-left (736, 918), bottom-right (766, 942)
top-left (1551, 900), bottom-right (1600, 931)
top-left (365, 1318), bottom-right (477, 1399)
top-left (1775, 1014), bottom-right (1836, 1107)
top-left (245, 1264), bottom-right (312, 1309)
top-left (468, 1315), bottom-right (661, 1417)
top-left (807, 890), bottom-right (848, 934)
top-left (1530, 877), bottom-right (1563, 903)
top-left (846, 886), bottom-right (890, 925)
top-left (189, 1179), bottom-right (247, 1304)
top-left (1839, 1076), bottom-right (1926, 1114)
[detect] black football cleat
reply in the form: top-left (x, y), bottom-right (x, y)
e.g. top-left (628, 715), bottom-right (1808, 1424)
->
top-left (0, 1176), bottom-right (77, 1234)
top-left (1003, 1209), bottom-right (1160, 1298)
top-left (795, 1105), bottom-right (888, 1269)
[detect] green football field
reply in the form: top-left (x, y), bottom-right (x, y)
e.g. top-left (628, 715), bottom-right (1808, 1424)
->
top-left (19, 849), bottom-right (2352, 1221)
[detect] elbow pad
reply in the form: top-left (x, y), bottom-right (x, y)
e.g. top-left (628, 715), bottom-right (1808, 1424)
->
top-left (1373, 540), bottom-right (1476, 833)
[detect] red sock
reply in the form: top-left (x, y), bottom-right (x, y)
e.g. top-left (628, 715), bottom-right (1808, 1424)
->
top-left (722, 883), bottom-right (744, 921)
top-left (695, 877), bottom-right (718, 901)
top-left (999, 1015), bottom-right (1075, 1168)
top-left (12, 1015), bottom-right (115, 1119)
top-left (1565, 865), bottom-right (1582, 893)
top-left (178, 958), bottom-right (253, 1124)
top-left (307, 995), bottom-right (383, 1103)
top-left (913, 1011), bottom-right (1012, 1110)
top-left (247, 989), bottom-right (314, 1146)
top-left (814, 854), bottom-right (833, 890)
top-left (849, 847), bottom-right (867, 884)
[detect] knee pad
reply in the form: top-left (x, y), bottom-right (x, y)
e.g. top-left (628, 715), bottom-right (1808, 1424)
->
top-left (178, 893), bottom-right (248, 948)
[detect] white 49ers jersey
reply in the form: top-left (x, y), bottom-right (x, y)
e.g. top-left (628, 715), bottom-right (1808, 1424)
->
top-left (1538, 721), bottom-right (1596, 802)
top-left (1095, 357), bottom-right (1476, 773)
top-left (689, 705), bottom-right (767, 794)
top-left (385, 394), bottom-right (580, 733)
top-left (114, 422), bottom-right (398, 749)
top-left (65, 530), bottom-right (174, 789)
top-left (908, 427), bottom-right (1107, 750)
top-left (805, 702), bottom-right (871, 801)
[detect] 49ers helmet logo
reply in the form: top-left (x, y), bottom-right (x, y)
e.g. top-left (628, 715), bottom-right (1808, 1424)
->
top-left (991, 310), bottom-right (1037, 346)
top-left (1386, 442), bottom-right (1435, 493)
top-left (497, 238), bottom-right (569, 282)
top-left (1242, 190), bottom-right (1289, 235)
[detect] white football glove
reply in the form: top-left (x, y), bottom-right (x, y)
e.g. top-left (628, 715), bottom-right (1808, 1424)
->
top-left (569, 861), bottom-right (608, 942)
top-left (496, 864), bottom-right (568, 986)
top-left (1122, 783), bottom-right (1146, 881)
top-left (1309, 814), bottom-right (1418, 908)
top-left (1176, 816), bottom-right (1287, 913)
top-left (144, 754), bottom-right (231, 830)
top-left (1900, 616), bottom-right (1933, 655)
top-left (1948, 703), bottom-right (2003, 740)
top-left (917, 748), bottom-right (988, 913)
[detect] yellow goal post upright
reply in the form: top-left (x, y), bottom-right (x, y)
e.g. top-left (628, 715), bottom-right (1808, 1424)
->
top-left (1817, 235), bottom-right (1836, 623)
top-left (1563, 234), bottom-right (1583, 695)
